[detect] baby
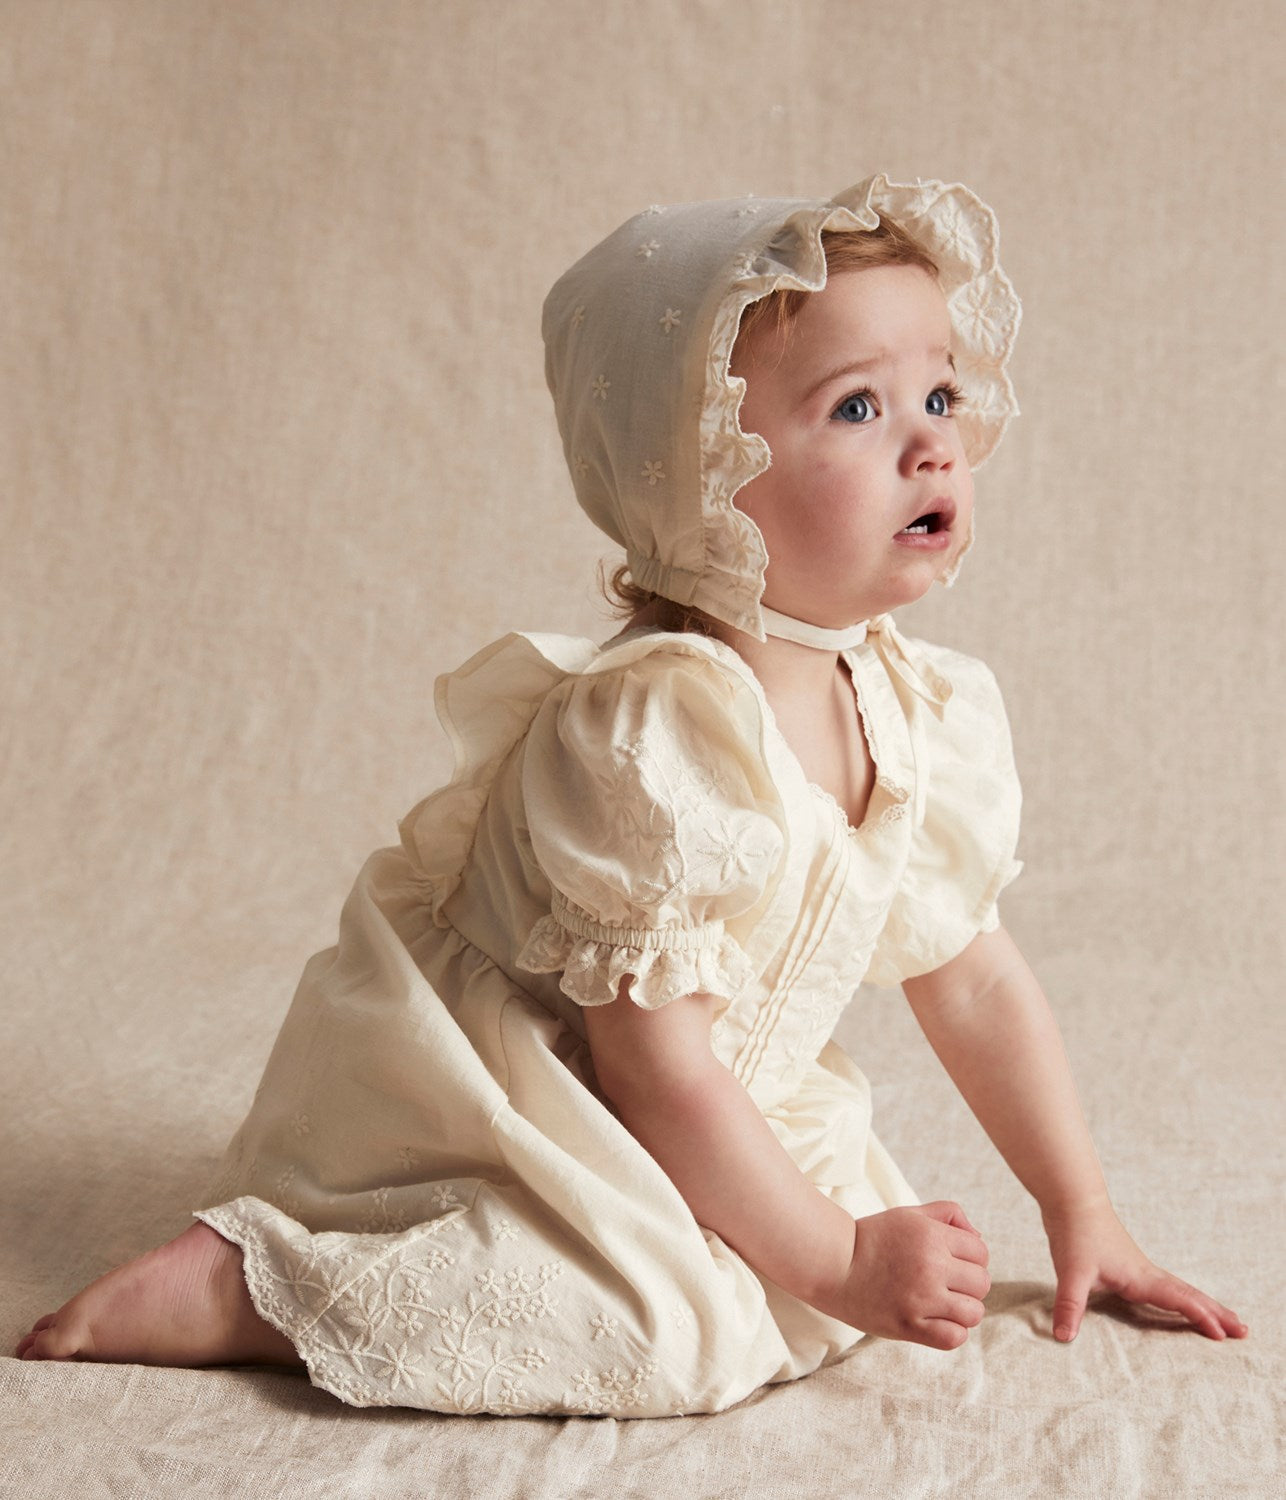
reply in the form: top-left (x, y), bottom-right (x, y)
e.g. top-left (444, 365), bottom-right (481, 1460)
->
top-left (16, 176), bottom-right (1246, 1418)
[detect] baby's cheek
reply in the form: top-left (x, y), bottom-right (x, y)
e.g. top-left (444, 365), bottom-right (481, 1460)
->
top-left (798, 475), bottom-right (868, 544)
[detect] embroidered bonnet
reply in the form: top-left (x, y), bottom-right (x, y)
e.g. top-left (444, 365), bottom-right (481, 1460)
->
top-left (541, 173), bottom-right (1021, 643)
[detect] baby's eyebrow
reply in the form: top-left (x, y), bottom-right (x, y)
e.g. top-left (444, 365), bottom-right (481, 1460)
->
top-left (802, 348), bottom-right (955, 403)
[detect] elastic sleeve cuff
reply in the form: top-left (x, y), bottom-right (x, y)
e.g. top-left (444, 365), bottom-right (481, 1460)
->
top-left (516, 893), bottom-right (757, 1010)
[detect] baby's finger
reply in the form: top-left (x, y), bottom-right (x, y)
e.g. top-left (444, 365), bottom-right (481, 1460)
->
top-left (919, 1318), bottom-right (970, 1352)
top-left (1053, 1264), bottom-right (1095, 1342)
top-left (1218, 1306), bottom-right (1250, 1337)
top-left (949, 1227), bottom-right (990, 1268)
top-left (937, 1292), bottom-right (985, 1330)
top-left (922, 1200), bottom-right (982, 1237)
top-left (1133, 1274), bottom-right (1241, 1340)
top-left (947, 1258), bottom-right (991, 1302)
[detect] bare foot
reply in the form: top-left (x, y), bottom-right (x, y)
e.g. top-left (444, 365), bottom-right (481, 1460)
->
top-left (14, 1221), bottom-right (302, 1369)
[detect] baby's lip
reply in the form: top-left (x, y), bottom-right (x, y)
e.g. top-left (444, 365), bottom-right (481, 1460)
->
top-left (895, 497), bottom-right (957, 536)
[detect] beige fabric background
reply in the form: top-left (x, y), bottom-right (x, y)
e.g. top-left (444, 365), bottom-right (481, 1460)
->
top-left (2, 1), bottom-right (1282, 1494)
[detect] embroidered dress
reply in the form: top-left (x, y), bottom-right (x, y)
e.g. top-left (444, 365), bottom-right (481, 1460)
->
top-left (195, 617), bottom-right (1022, 1416)
top-left (197, 174), bottom-right (1025, 1416)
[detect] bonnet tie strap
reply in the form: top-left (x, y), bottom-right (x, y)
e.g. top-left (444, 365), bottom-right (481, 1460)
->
top-left (862, 614), bottom-right (954, 709)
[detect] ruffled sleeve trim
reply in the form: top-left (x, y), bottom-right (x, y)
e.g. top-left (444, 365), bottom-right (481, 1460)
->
top-left (515, 891), bottom-right (758, 1011)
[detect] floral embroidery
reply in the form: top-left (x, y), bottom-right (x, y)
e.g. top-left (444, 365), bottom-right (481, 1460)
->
top-left (360, 1185), bottom-right (410, 1233)
top-left (382, 1341), bottom-right (426, 1392)
top-left (419, 1258), bottom-right (563, 1411)
top-left (291, 1113), bottom-right (312, 1137)
top-left (563, 1358), bottom-right (659, 1415)
top-left (732, 252), bottom-right (757, 277)
top-left (591, 374), bottom-right (611, 401)
top-left (672, 1306), bottom-right (693, 1330)
top-left (951, 279), bottom-right (1002, 356)
top-left (570, 304), bottom-right (586, 329)
top-left (493, 1218), bottom-right (519, 1242)
top-left (397, 1146), bottom-right (420, 1170)
top-left (200, 1198), bottom-right (669, 1416)
top-left (734, 200), bottom-right (760, 217)
top-left (635, 238), bottom-right (661, 259)
top-left (659, 307), bottom-right (682, 333)
top-left (693, 823), bottom-right (766, 888)
top-left (574, 453), bottom-right (590, 477)
top-left (395, 1307), bottom-right (425, 1337)
top-left (641, 459), bottom-right (666, 485)
top-left (781, 970), bottom-right (855, 1074)
top-left (927, 197), bottom-right (977, 263)
top-left (641, 204), bottom-right (664, 217)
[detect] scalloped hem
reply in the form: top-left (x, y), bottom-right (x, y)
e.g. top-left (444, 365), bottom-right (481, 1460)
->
top-left (194, 1202), bottom-right (401, 1410)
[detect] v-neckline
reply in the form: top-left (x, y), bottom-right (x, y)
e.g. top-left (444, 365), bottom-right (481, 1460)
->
top-left (603, 627), bottom-right (888, 839)
top-left (802, 650), bottom-right (882, 838)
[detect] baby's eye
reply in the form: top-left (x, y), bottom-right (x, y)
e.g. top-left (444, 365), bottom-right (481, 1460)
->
top-left (832, 391), bottom-right (876, 424)
top-left (926, 382), bottom-right (965, 417)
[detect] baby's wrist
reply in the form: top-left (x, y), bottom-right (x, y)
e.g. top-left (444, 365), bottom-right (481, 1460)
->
top-left (799, 1213), bottom-right (860, 1318)
top-left (1038, 1188), bottom-right (1115, 1229)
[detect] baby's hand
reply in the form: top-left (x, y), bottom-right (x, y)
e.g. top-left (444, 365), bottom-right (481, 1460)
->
top-left (818, 1201), bottom-right (990, 1350)
top-left (1042, 1200), bottom-right (1249, 1343)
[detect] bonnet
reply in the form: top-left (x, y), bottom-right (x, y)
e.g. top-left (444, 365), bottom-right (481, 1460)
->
top-left (541, 173), bottom-right (1021, 645)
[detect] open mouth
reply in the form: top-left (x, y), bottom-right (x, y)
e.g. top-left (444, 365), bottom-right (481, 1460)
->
top-left (896, 498), bottom-right (956, 537)
top-left (897, 512), bottom-right (948, 536)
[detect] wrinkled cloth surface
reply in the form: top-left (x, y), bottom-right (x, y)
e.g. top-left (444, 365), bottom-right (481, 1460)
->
top-left (195, 617), bottom-right (1021, 1415)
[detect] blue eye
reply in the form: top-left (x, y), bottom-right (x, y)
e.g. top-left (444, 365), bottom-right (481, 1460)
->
top-left (833, 391), bottom-right (875, 424)
top-left (926, 383), bottom-right (965, 417)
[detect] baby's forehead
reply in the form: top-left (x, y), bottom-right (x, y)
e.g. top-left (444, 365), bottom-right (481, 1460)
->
top-left (742, 270), bottom-right (956, 371)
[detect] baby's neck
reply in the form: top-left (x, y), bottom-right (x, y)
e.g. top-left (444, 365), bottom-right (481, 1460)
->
top-left (610, 600), bottom-right (845, 715)
top-left (705, 617), bottom-right (843, 714)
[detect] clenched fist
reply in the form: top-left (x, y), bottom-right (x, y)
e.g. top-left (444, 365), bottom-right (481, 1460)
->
top-left (813, 1200), bottom-right (991, 1350)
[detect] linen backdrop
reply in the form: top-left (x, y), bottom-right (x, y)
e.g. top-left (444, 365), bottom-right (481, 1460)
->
top-left (2, 1), bottom-right (1281, 1495)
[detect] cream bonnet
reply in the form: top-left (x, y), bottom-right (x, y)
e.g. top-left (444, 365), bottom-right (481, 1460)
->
top-left (541, 173), bottom-right (1021, 645)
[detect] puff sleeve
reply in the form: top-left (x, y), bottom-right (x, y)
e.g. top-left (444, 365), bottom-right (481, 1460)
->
top-left (515, 647), bottom-right (787, 1010)
top-left (864, 648), bottom-right (1024, 988)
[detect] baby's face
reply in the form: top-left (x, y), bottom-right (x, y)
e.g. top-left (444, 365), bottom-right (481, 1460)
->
top-left (730, 263), bottom-right (973, 627)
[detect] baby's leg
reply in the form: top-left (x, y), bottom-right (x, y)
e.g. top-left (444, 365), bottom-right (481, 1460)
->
top-left (14, 1221), bottom-right (301, 1369)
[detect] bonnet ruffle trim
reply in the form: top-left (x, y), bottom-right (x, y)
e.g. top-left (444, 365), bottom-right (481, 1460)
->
top-left (692, 174), bottom-right (1023, 635)
top-left (516, 902), bottom-right (758, 1011)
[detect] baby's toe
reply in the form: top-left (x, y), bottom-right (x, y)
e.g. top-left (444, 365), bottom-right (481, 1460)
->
top-left (19, 1317), bottom-right (83, 1361)
top-left (15, 1315), bottom-right (55, 1357)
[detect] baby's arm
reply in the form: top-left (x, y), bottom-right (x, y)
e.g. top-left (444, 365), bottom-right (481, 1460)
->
top-left (902, 924), bottom-right (1248, 1342)
top-left (584, 981), bottom-right (991, 1349)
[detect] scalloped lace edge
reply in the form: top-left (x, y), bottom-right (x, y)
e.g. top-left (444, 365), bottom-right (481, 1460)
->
top-left (516, 911), bottom-right (757, 1010)
top-left (689, 175), bottom-right (1022, 636)
top-left (194, 1202), bottom-right (405, 1409)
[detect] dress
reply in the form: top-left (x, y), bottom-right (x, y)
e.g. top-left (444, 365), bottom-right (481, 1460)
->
top-left (194, 618), bottom-right (1023, 1417)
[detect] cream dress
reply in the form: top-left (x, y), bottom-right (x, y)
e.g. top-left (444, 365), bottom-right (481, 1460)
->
top-left (195, 617), bottom-right (1023, 1418)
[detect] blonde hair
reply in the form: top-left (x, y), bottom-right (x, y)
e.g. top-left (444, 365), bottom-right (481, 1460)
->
top-left (598, 217), bottom-right (941, 630)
